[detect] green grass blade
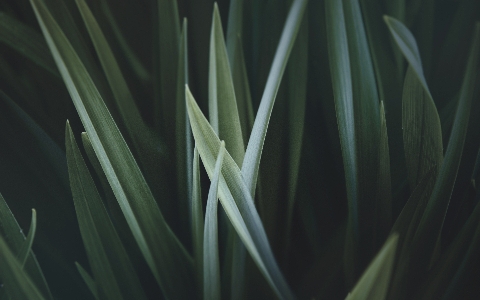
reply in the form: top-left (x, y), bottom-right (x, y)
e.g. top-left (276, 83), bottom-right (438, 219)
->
top-left (99, 0), bottom-right (150, 82)
top-left (17, 209), bottom-right (37, 268)
top-left (155, 0), bottom-right (180, 138)
top-left (226, 0), bottom-right (243, 62)
top-left (176, 19), bottom-right (193, 226)
top-left (384, 16), bottom-right (432, 100)
top-left (375, 102), bottom-right (392, 244)
top-left (0, 12), bottom-right (58, 76)
top-left (413, 22), bottom-right (480, 270)
top-left (66, 122), bottom-right (147, 300)
top-left (29, 0), bottom-right (194, 298)
top-left (208, 4), bottom-right (245, 165)
top-left (0, 194), bottom-right (52, 299)
top-left (284, 12), bottom-right (308, 255)
top-left (75, 262), bottom-right (99, 300)
top-left (402, 66), bottom-right (443, 190)
top-left (242, 0), bottom-right (307, 197)
top-left (186, 86), bottom-right (294, 299)
top-left (345, 234), bottom-right (398, 300)
top-left (203, 142), bottom-right (226, 300)
top-left (0, 236), bottom-right (45, 300)
top-left (192, 147), bottom-right (204, 294)
top-left (325, 0), bottom-right (358, 254)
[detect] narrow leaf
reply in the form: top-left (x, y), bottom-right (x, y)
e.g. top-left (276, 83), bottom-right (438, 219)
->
top-left (66, 122), bottom-right (147, 300)
top-left (29, 1), bottom-right (194, 298)
top-left (204, 142), bottom-right (226, 300)
top-left (186, 86), bottom-right (294, 299)
top-left (191, 147), bottom-right (204, 294)
top-left (17, 209), bottom-right (37, 268)
top-left (75, 262), bottom-right (99, 300)
top-left (345, 234), bottom-right (399, 300)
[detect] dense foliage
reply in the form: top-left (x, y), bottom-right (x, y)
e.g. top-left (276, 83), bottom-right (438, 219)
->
top-left (0, 0), bottom-right (479, 299)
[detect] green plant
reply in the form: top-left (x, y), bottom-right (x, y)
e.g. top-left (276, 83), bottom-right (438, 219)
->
top-left (0, 0), bottom-right (479, 299)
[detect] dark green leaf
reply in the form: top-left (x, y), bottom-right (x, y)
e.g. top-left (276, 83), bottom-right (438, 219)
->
top-left (75, 262), bottom-right (99, 300)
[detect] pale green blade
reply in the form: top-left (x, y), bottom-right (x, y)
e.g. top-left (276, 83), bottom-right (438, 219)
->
top-left (402, 66), bottom-right (443, 190)
top-left (29, 0), bottom-right (194, 298)
top-left (284, 12), bottom-right (308, 256)
top-left (75, 262), bottom-right (99, 300)
top-left (203, 142), bottom-right (226, 300)
top-left (345, 234), bottom-right (398, 300)
top-left (384, 16), bottom-right (432, 100)
top-left (99, 0), bottom-right (150, 82)
top-left (0, 194), bottom-right (52, 299)
top-left (186, 86), bottom-right (294, 299)
top-left (0, 235), bottom-right (45, 300)
top-left (242, 0), bottom-right (307, 197)
top-left (17, 209), bottom-right (37, 268)
top-left (208, 4), bottom-right (245, 165)
top-left (375, 102), bottom-right (392, 243)
top-left (66, 122), bottom-right (147, 300)
top-left (191, 147), bottom-right (204, 294)
top-left (0, 12), bottom-right (58, 76)
top-left (413, 22), bottom-right (480, 271)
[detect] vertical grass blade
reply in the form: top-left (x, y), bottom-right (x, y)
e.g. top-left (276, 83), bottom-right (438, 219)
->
top-left (29, 0), bottom-right (194, 298)
top-left (242, 0), bottom-right (308, 197)
top-left (0, 236), bottom-right (45, 300)
top-left (66, 122), bottom-right (147, 300)
top-left (191, 147), bottom-right (204, 294)
top-left (204, 142), bottom-right (226, 300)
top-left (75, 262), bottom-right (99, 300)
top-left (345, 234), bottom-right (399, 300)
top-left (17, 209), bottom-right (37, 268)
top-left (186, 86), bottom-right (294, 299)
top-left (402, 66), bottom-right (443, 191)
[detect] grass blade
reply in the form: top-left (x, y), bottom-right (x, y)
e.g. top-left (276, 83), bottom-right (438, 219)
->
top-left (0, 194), bottom-right (52, 299)
top-left (17, 209), bottom-right (37, 268)
top-left (345, 234), bottom-right (399, 300)
top-left (186, 86), bottom-right (294, 299)
top-left (204, 142), bottom-right (226, 300)
top-left (75, 262), bottom-right (99, 300)
top-left (66, 122), bottom-right (147, 300)
top-left (0, 236), bottom-right (45, 300)
top-left (29, 0), bottom-right (194, 298)
top-left (402, 66), bottom-right (443, 191)
top-left (0, 12), bottom-right (58, 76)
top-left (242, 0), bottom-right (307, 197)
top-left (192, 147), bottom-right (204, 294)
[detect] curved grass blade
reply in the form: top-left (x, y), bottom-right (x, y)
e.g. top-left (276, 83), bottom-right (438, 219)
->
top-left (204, 142), bottom-right (226, 300)
top-left (186, 86), bottom-right (295, 299)
top-left (191, 147), bottom-right (204, 294)
top-left (345, 234), bottom-right (398, 300)
top-left (208, 4), bottom-right (245, 165)
top-left (384, 16), bottom-right (432, 100)
top-left (66, 122), bottom-right (147, 300)
top-left (75, 262), bottom-right (99, 300)
top-left (0, 194), bottom-right (52, 299)
top-left (17, 209), bottom-right (37, 267)
top-left (0, 236), bottom-right (45, 300)
top-left (29, 0), bottom-right (194, 298)
top-left (242, 0), bottom-right (307, 197)
top-left (99, 0), bottom-right (150, 82)
top-left (412, 22), bottom-right (480, 271)
top-left (402, 66), bottom-right (443, 191)
top-left (0, 12), bottom-right (58, 76)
